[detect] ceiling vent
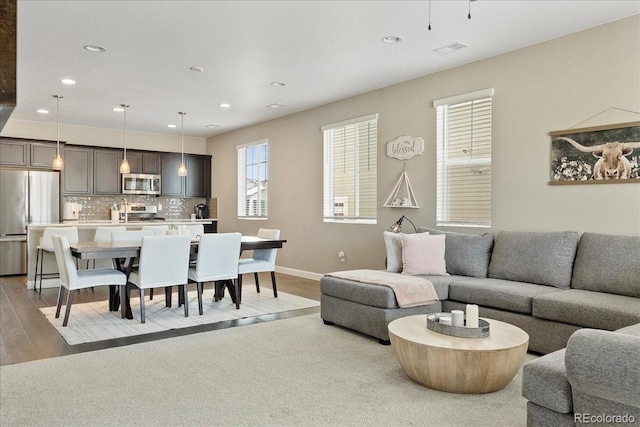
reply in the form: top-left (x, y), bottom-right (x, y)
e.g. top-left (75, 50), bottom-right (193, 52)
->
top-left (434, 42), bottom-right (469, 54)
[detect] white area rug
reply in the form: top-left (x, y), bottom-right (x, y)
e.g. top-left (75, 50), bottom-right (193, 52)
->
top-left (1, 314), bottom-right (533, 426)
top-left (39, 285), bottom-right (319, 345)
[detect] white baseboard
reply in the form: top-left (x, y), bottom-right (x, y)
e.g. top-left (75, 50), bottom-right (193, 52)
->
top-left (275, 266), bottom-right (323, 282)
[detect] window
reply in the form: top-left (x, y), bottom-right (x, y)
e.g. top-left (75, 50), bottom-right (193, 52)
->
top-left (237, 140), bottom-right (268, 219)
top-left (434, 89), bottom-right (493, 227)
top-left (322, 114), bottom-right (378, 224)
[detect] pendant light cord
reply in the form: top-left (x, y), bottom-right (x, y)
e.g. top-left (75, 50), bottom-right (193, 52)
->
top-left (123, 104), bottom-right (127, 158)
top-left (181, 112), bottom-right (184, 164)
top-left (56, 96), bottom-right (60, 155)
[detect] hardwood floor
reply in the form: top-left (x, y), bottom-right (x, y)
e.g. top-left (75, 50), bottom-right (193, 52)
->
top-left (0, 273), bottom-right (320, 366)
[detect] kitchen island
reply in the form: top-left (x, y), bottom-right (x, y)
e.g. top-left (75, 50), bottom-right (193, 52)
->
top-left (26, 219), bottom-right (217, 290)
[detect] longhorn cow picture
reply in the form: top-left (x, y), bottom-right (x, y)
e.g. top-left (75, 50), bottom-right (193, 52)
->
top-left (550, 122), bottom-right (640, 183)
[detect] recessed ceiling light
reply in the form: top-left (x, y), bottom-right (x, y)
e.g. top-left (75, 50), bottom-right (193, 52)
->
top-left (267, 103), bottom-right (286, 109)
top-left (167, 124), bottom-right (177, 128)
top-left (219, 103), bottom-right (231, 108)
top-left (271, 82), bottom-right (286, 87)
top-left (61, 78), bottom-right (76, 85)
top-left (112, 107), bottom-right (124, 112)
top-left (381, 36), bottom-right (402, 44)
top-left (434, 42), bottom-right (469, 54)
top-left (205, 124), bottom-right (219, 128)
top-left (84, 45), bottom-right (105, 53)
top-left (190, 66), bottom-right (204, 72)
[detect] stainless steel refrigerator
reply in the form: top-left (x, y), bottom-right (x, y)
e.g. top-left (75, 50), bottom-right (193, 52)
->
top-left (0, 169), bottom-right (60, 275)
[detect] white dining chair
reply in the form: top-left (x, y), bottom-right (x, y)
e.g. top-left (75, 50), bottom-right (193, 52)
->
top-left (188, 232), bottom-right (242, 313)
top-left (91, 226), bottom-right (126, 269)
top-left (238, 228), bottom-right (281, 300)
top-left (141, 225), bottom-right (169, 236)
top-left (111, 230), bottom-right (153, 244)
top-left (35, 227), bottom-right (79, 293)
top-left (51, 235), bottom-right (126, 326)
top-left (184, 224), bottom-right (204, 239)
top-left (127, 234), bottom-right (191, 323)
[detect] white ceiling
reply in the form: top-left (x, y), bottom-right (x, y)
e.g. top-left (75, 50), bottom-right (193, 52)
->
top-left (13, 1), bottom-right (639, 139)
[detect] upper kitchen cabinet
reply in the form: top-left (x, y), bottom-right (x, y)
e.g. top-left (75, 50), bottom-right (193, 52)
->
top-left (161, 153), bottom-right (211, 197)
top-left (127, 151), bottom-right (161, 174)
top-left (93, 149), bottom-right (122, 195)
top-left (62, 146), bottom-right (92, 194)
top-left (30, 143), bottom-right (59, 169)
top-left (161, 153), bottom-right (184, 196)
top-left (0, 138), bottom-right (59, 169)
top-left (0, 139), bottom-right (28, 166)
top-left (185, 154), bottom-right (211, 198)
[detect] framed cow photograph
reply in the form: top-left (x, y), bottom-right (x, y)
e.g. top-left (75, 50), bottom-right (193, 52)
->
top-left (549, 121), bottom-right (640, 185)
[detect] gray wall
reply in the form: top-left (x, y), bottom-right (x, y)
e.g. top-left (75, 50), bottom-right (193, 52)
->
top-left (207, 16), bottom-right (640, 277)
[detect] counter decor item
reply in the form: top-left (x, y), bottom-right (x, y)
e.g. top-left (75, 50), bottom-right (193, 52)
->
top-left (427, 312), bottom-right (490, 338)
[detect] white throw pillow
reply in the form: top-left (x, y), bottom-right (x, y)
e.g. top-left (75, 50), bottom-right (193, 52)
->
top-left (401, 233), bottom-right (448, 276)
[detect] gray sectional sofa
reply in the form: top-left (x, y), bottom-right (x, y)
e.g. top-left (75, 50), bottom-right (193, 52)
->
top-left (522, 323), bottom-right (640, 426)
top-left (320, 229), bottom-right (640, 354)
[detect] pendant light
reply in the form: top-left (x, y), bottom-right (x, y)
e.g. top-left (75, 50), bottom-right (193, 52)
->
top-left (119, 104), bottom-right (131, 173)
top-left (177, 111), bottom-right (187, 176)
top-left (51, 95), bottom-right (64, 170)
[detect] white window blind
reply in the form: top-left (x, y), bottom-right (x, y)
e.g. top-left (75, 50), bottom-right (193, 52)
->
top-left (322, 114), bottom-right (378, 224)
top-left (435, 90), bottom-right (493, 227)
top-left (237, 140), bottom-right (268, 219)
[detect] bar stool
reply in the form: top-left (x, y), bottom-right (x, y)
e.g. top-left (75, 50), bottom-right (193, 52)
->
top-left (35, 227), bottom-right (79, 294)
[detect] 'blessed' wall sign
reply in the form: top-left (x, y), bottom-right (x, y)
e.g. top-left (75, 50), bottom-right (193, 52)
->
top-left (386, 136), bottom-right (424, 160)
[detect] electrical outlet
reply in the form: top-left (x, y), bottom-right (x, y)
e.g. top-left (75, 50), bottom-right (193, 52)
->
top-left (338, 251), bottom-right (346, 262)
top-left (157, 204), bottom-right (162, 211)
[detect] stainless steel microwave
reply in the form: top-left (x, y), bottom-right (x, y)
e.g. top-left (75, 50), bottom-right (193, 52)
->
top-left (122, 173), bottom-right (161, 195)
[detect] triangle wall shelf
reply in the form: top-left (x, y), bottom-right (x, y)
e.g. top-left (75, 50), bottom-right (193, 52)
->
top-left (383, 171), bottom-right (419, 208)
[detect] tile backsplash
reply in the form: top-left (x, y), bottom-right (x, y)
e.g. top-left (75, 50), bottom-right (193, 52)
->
top-left (63, 195), bottom-right (213, 221)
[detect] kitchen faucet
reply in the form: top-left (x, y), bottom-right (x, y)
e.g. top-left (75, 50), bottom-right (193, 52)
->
top-left (120, 197), bottom-right (128, 223)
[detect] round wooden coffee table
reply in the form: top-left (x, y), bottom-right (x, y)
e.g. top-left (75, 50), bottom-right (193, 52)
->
top-left (388, 315), bottom-right (529, 394)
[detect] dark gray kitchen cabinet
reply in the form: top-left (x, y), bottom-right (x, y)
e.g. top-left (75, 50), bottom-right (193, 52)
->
top-left (93, 149), bottom-right (122, 195)
top-left (161, 153), bottom-right (184, 196)
top-left (127, 151), bottom-right (161, 174)
top-left (185, 155), bottom-right (210, 198)
top-left (0, 139), bottom-right (63, 169)
top-left (30, 143), bottom-right (59, 169)
top-left (0, 139), bottom-right (28, 166)
top-left (62, 146), bottom-right (92, 194)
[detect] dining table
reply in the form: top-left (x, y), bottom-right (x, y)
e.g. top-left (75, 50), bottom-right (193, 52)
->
top-left (69, 235), bottom-right (287, 319)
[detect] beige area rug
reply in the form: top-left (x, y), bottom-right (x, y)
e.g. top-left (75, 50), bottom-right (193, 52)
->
top-left (39, 285), bottom-right (319, 345)
top-left (1, 314), bottom-right (534, 426)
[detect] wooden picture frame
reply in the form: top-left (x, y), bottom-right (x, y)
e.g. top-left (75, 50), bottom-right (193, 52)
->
top-left (549, 121), bottom-right (640, 185)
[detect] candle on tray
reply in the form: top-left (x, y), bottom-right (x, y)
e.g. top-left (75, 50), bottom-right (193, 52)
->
top-left (451, 310), bottom-right (464, 327)
top-left (466, 304), bottom-right (479, 328)
top-left (439, 316), bottom-right (452, 326)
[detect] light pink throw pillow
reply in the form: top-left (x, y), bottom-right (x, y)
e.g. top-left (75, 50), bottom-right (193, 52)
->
top-left (401, 233), bottom-right (448, 276)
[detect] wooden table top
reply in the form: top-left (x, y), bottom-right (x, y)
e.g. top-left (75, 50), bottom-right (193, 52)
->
top-left (388, 315), bottom-right (529, 351)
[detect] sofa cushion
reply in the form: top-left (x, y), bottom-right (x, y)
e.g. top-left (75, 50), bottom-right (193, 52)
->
top-left (383, 231), bottom-right (404, 273)
top-left (616, 323), bottom-right (640, 336)
top-left (522, 349), bottom-right (573, 414)
top-left (488, 231), bottom-right (579, 289)
top-left (532, 289), bottom-right (640, 330)
top-left (401, 233), bottom-right (447, 276)
top-left (417, 227), bottom-right (494, 278)
top-left (448, 278), bottom-right (562, 314)
top-left (571, 233), bottom-right (640, 298)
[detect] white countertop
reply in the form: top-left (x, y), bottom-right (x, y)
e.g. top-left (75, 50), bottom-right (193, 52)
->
top-left (27, 219), bottom-right (217, 230)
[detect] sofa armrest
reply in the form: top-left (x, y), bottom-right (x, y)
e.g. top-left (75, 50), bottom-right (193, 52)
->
top-left (565, 329), bottom-right (640, 409)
